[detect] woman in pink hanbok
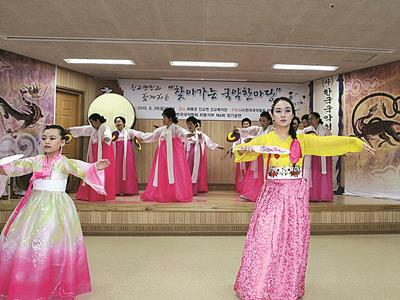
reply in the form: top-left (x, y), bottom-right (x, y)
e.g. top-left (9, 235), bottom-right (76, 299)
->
top-left (0, 125), bottom-right (109, 300)
top-left (184, 117), bottom-right (224, 195)
top-left (113, 116), bottom-right (144, 196)
top-left (233, 97), bottom-right (374, 300)
top-left (234, 118), bottom-right (252, 193)
top-left (68, 113), bottom-right (116, 201)
top-left (308, 112), bottom-right (334, 202)
top-left (140, 108), bottom-right (193, 203)
top-left (236, 111), bottom-right (273, 202)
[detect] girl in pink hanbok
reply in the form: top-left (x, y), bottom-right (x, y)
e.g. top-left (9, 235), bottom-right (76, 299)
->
top-left (68, 113), bottom-right (116, 201)
top-left (140, 108), bottom-right (193, 203)
top-left (236, 111), bottom-right (273, 202)
top-left (113, 116), bottom-right (144, 196)
top-left (0, 125), bottom-right (109, 300)
top-left (184, 117), bottom-right (223, 195)
top-left (233, 97), bottom-right (374, 300)
top-left (308, 112), bottom-right (334, 202)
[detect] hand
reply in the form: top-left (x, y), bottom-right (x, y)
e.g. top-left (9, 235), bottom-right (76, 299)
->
top-left (136, 137), bottom-right (143, 142)
top-left (237, 146), bottom-right (252, 155)
top-left (362, 143), bottom-right (376, 156)
top-left (96, 159), bottom-right (110, 170)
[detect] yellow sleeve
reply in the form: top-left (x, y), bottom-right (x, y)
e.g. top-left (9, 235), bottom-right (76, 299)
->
top-left (233, 134), bottom-right (268, 162)
top-left (301, 134), bottom-right (364, 156)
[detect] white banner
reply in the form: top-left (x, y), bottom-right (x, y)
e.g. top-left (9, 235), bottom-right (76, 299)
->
top-left (312, 75), bottom-right (342, 191)
top-left (312, 75), bottom-right (340, 135)
top-left (118, 79), bottom-right (309, 120)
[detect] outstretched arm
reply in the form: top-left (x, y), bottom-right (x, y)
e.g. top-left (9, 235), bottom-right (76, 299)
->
top-left (0, 157), bottom-right (36, 177)
top-left (68, 125), bottom-right (93, 138)
top-left (201, 133), bottom-right (224, 150)
top-left (233, 134), bottom-right (268, 162)
top-left (127, 129), bottom-right (145, 141)
top-left (63, 158), bottom-right (109, 195)
top-left (0, 157), bottom-right (37, 196)
top-left (141, 126), bottom-right (163, 143)
top-left (301, 134), bottom-right (370, 156)
top-left (237, 126), bottom-right (261, 138)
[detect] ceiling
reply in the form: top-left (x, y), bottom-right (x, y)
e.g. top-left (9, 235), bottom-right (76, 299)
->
top-left (1, 0), bottom-right (399, 83)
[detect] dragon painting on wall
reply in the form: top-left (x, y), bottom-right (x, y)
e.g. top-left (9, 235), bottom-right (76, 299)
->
top-left (351, 92), bottom-right (400, 148)
top-left (344, 61), bottom-right (400, 200)
top-left (0, 50), bottom-right (55, 159)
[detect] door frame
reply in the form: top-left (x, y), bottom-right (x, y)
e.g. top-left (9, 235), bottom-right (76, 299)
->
top-left (55, 87), bottom-right (85, 160)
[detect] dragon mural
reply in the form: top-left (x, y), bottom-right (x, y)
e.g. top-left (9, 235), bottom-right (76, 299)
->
top-left (351, 92), bottom-right (400, 147)
top-left (0, 83), bottom-right (46, 159)
top-left (0, 83), bottom-right (44, 133)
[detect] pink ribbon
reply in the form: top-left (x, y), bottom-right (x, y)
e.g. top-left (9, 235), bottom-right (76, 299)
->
top-left (289, 139), bottom-right (302, 165)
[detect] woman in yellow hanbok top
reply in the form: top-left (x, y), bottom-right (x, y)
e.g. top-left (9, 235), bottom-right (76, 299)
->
top-left (233, 97), bottom-right (374, 300)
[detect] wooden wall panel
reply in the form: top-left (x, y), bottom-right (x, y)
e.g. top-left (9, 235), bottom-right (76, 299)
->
top-left (56, 67), bottom-right (98, 116)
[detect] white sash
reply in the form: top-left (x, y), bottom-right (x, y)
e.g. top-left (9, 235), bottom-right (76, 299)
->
top-left (153, 125), bottom-right (175, 187)
top-left (33, 179), bottom-right (67, 192)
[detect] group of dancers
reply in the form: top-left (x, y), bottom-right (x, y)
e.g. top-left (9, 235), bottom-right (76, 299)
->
top-left (68, 108), bottom-right (224, 203)
top-left (67, 105), bottom-right (335, 205)
top-left (0, 97), bottom-right (375, 299)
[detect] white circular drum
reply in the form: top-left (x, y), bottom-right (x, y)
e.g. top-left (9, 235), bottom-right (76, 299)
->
top-left (88, 93), bottom-right (136, 130)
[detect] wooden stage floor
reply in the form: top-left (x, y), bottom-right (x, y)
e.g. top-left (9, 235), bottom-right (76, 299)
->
top-left (1, 191), bottom-right (400, 235)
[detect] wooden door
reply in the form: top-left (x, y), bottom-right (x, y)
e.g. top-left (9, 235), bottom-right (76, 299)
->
top-left (55, 89), bottom-right (83, 192)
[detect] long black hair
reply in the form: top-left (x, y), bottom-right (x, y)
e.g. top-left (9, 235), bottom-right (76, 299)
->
top-left (89, 113), bottom-right (107, 123)
top-left (162, 107), bottom-right (178, 124)
top-left (271, 97), bottom-right (297, 140)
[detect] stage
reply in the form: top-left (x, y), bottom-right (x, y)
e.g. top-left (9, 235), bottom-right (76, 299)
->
top-left (1, 191), bottom-right (400, 235)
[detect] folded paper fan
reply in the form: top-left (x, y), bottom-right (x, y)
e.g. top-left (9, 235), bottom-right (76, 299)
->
top-left (249, 146), bottom-right (290, 154)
